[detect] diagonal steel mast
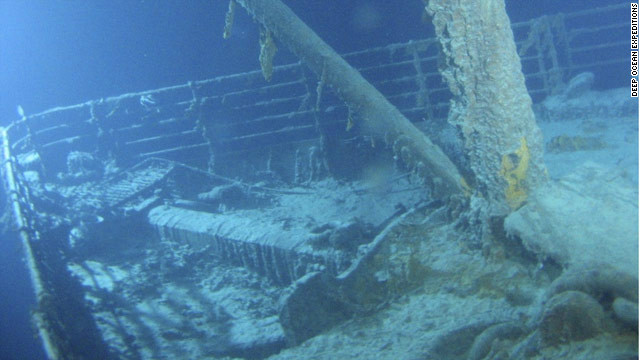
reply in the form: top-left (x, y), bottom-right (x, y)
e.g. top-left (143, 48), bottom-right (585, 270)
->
top-left (233, 0), bottom-right (467, 199)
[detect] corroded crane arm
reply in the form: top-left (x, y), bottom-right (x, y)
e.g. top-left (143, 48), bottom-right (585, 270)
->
top-left (233, 0), bottom-right (467, 199)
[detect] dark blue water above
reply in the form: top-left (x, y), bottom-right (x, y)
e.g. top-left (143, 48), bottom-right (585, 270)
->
top-left (0, 0), bottom-right (612, 124)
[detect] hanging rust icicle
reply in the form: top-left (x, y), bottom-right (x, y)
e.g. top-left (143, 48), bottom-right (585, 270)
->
top-left (222, 0), bottom-right (236, 39)
top-left (259, 27), bottom-right (277, 81)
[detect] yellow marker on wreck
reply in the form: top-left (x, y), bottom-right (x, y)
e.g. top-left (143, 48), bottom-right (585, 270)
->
top-left (500, 137), bottom-right (530, 209)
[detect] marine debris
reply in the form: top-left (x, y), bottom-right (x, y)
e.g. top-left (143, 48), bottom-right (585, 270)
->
top-left (1, 2), bottom-right (635, 359)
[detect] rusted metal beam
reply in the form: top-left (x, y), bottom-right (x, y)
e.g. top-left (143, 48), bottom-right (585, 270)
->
top-left (234, 0), bottom-right (467, 199)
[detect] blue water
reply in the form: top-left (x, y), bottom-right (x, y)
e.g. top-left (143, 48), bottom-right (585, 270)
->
top-left (0, 0), bottom-right (612, 123)
top-left (0, 1), bottom-right (625, 358)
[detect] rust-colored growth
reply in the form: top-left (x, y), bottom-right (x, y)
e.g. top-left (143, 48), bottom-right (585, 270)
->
top-left (222, 0), bottom-right (236, 39)
top-left (259, 28), bottom-right (277, 81)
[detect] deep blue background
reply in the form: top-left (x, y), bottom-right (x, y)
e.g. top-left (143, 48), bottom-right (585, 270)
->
top-left (0, 1), bottom-right (624, 358)
top-left (0, 0), bottom-right (615, 124)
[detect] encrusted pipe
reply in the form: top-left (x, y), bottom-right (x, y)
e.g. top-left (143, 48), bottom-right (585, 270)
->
top-left (234, 0), bottom-right (467, 199)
